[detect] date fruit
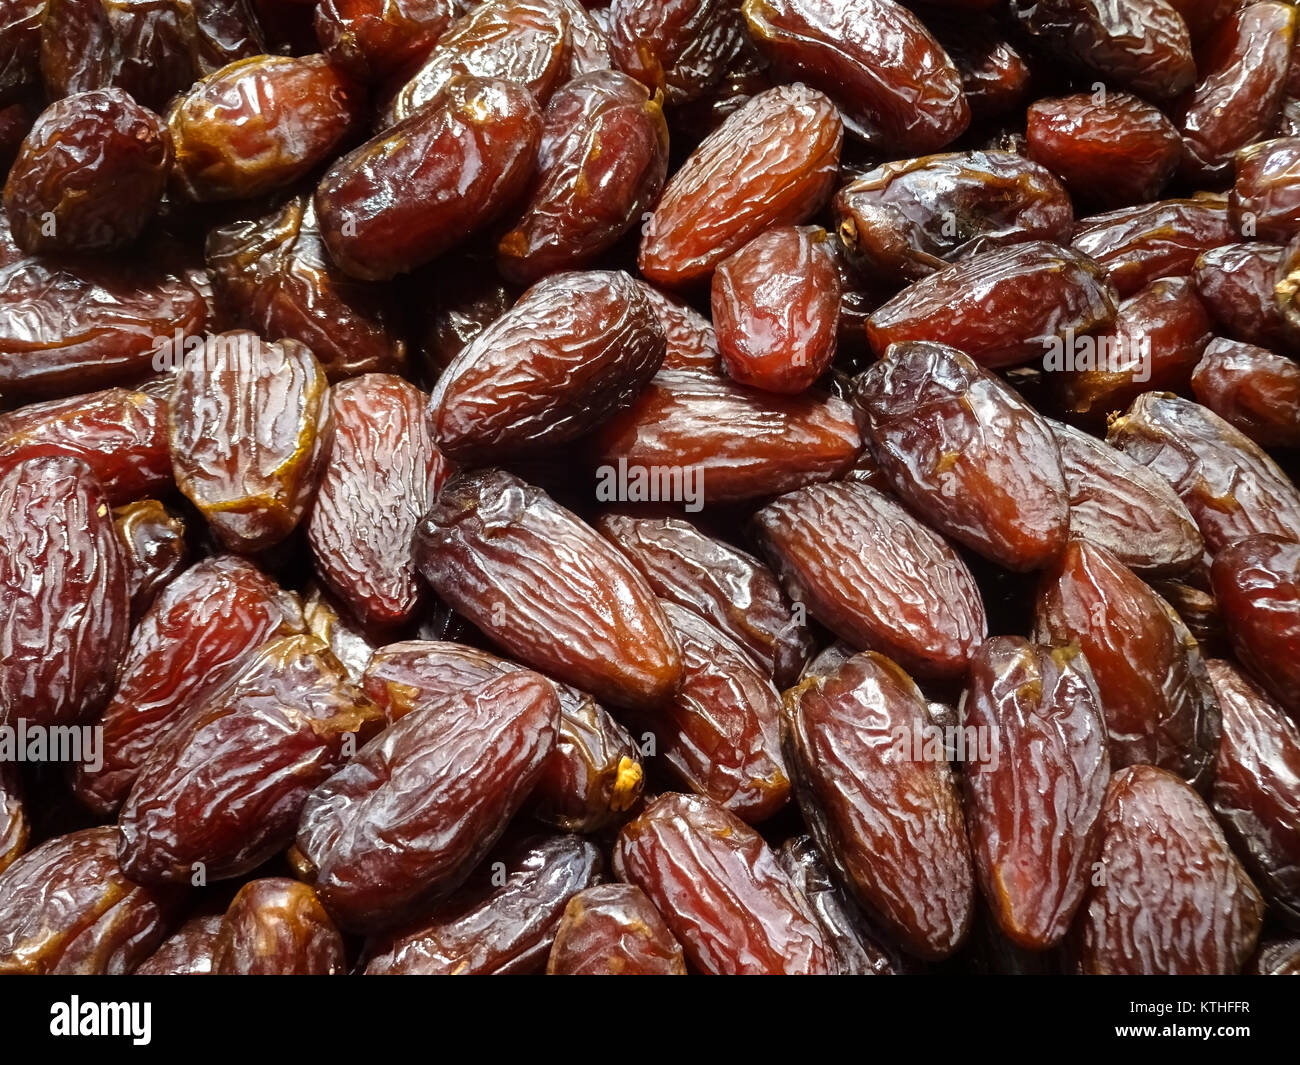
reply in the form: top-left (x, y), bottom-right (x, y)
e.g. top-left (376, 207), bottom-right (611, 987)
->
top-left (1191, 338), bottom-right (1300, 449)
top-left (547, 883), bottom-right (687, 975)
top-left (212, 878), bottom-right (346, 975)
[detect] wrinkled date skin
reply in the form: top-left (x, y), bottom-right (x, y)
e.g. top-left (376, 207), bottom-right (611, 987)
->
top-left (1207, 659), bottom-right (1300, 925)
top-left (0, 387), bottom-right (170, 506)
top-left (834, 151), bottom-right (1073, 283)
top-left (923, 11), bottom-right (1029, 121)
top-left (308, 374), bottom-right (448, 628)
top-left (1176, 3), bottom-right (1295, 182)
top-left (3, 89), bottom-right (170, 254)
top-left (212, 879), bottom-right (346, 975)
top-left (855, 341), bottom-right (1070, 572)
top-left (1212, 536), bottom-right (1300, 721)
top-left (591, 369), bottom-right (862, 504)
top-left (206, 194), bottom-right (410, 380)
top-left (547, 883), bottom-right (687, 975)
top-left (751, 481), bottom-right (987, 679)
top-left (315, 0), bottom-right (455, 82)
top-left (294, 670), bottom-right (559, 932)
top-left (711, 225), bottom-right (839, 393)
top-left (303, 583), bottom-right (377, 684)
top-left (597, 511), bottom-right (813, 687)
top-left (1077, 766), bottom-right (1263, 975)
top-left (743, 0), bottom-right (968, 153)
top-left (114, 499), bottom-right (187, 619)
top-left (429, 270), bottom-right (666, 462)
top-left (1057, 276), bottom-right (1212, 421)
top-left (638, 283), bottom-right (722, 373)
top-left (1034, 539), bottom-right (1221, 791)
top-left (117, 634), bottom-right (385, 885)
top-left (784, 651), bottom-right (975, 960)
top-left (639, 83), bottom-right (842, 287)
top-left (1191, 339), bottom-right (1300, 449)
top-left (360, 640), bottom-right (644, 832)
top-left (607, 0), bottom-right (744, 106)
top-left (960, 638), bottom-right (1109, 950)
top-left (1108, 393), bottom-right (1300, 552)
top-left (633, 601), bottom-right (789, 823)
top-left (382, 0), bottom-right (578, 126)
top-left (168, 54), bottom-right (362, 203)
top-left (318, 75), bottom-right (541, 281)
top-left (613, 792), bottom-right (833, 974)
top-left (1049, 418), bottom-right (1203, 577)
top-left (1071, 198), bottom-right (1236, 296)
top-left (1231, 138), bottom-right (1300, 242)
top-left (0, 764), bottom-right (27, 877)
top-left (1193, 243), bottom-right (1296, 356)
top-left (0, 827), bottom-right (182, 975)
top-left (73, 555), bottom-right (304, 816)
top-left (39, 0), bottom-right (264, 111)
top-left (0, 241), bottom-right (209, 401)
top-left (1007, 0), bottom-right (1195, 101)
top-left (776, 835), bottom-right (902, 975)
top-left (865, 241), bottom-right (1117, 368)
top-left (0, 0), bottom-right (42, 105)
top-left (364, 832), bottom-right (603, 974)
top-left (497, 70), bottom-right (669, 286)
top-left (415, 469), bottom-right (683, 710)
top-left (169, 333), bottom-right (332, 554)
top-left (133, 913), bottom-right (223, 975)
top-left (0, 457), bottom-right (129, 729)
top-left (1025, 92), bottom-right (1182, 209)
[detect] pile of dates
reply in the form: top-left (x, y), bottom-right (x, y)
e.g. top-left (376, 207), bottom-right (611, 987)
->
top-left (1, 0), bottom-right (1300, 978)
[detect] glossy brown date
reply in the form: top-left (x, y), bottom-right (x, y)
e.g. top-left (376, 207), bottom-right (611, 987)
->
top-left (168, 54), bottom-right (363, 203)
top-left (0, 386), bottom-right (170, 506)
top-left (114, 500), bottom-right (187, 619)
top-left (206, 193), bottom-right (410, 380)
top-left (711, 225), bottom-right (839, 393)
top-left (1076, 765), bottom-right (1263, 974)
top-left (1212, 536), bottom-right (1300, 721)
top-left (597, 511), bottom-right (812, 687)
top-left (169, 333), bottom-right (332, 554)
top-left (639, 83), bottom-right (842, 287)
top-left (784, 650), bottom-right (975, 959)
top-left (294, 670), bottom-right (559, 931)
top-left (855, 341), bottom-right (1070, 572)
top-left (1108, 392), bottom-right (1300, 552)
top-left (590, 369), bottom-right (862, 504)
top-left (415, 470), bottom-right (681, 709)
top-left (0, 457), bottom-right (128, 729)
top-left (1025, 92), bottom-right (1182, 209)
top-left (73, 555), bottom-right (304, 816)
top-left (1191, 338), bottom-right (1300, 449)
top-left (547, 883), bottom-right (687, 975)
top-left (1007, 0), bottom-right (1194, 101)
top-left (1207, 659), bottom-right (1300, 925)
top-left (865, 241), bottom-right (1117, 368)
top-left (613, 792), bottom-right (833, 974)
top-left (752, 481), bottom-right (987, 679)
top-left (607, 0), bottom-right (744, 106)
top-left (1231, 138), bottom-right (1300, 242)
top-left (318, 75), bottom-right (541, 281)
top-left (0, 827), bottom-right (182, 975)
top-left (497, 70), bottom-right (669, 285)
top-left (211, 878), bottom-right (346, 975)
top-left (1033, 539), bottom-right (1221, 791)
top-left (835, 151), bottom-right (1073, 282)
top-left (315, 0), bottom-right (454, 82)
top-left (364, 832), bottom-right (603, 974)
top-left (1192, 243), bottom-right (1296, 355)
top-left (0, 0), bottom-right (42, 105)
top-left (307, 374), bottom-right (449, 628)
top-left (429, 270), bottom-right (666, 461)
top-left (3, 88), bottom-right (170, 254)
top-left (923, 11), bottom-right (1029, 121)
top-left (960, 638), bottom-right (1109, 950)
top-left (743, 0), bottom-right (969, 153)
top-left (1176, 3), bottom-right (1295, 182)
top-left (133, 913), bottom-right (223, 976)
top-left (117, 634), bottom-right (385, 885)
top-left (1048, 418), bottom-right (1203, 577)
top-left (1071, 198), bottom-right (1236, 297)
top-left (360, 639), bottom-right (644, 831)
